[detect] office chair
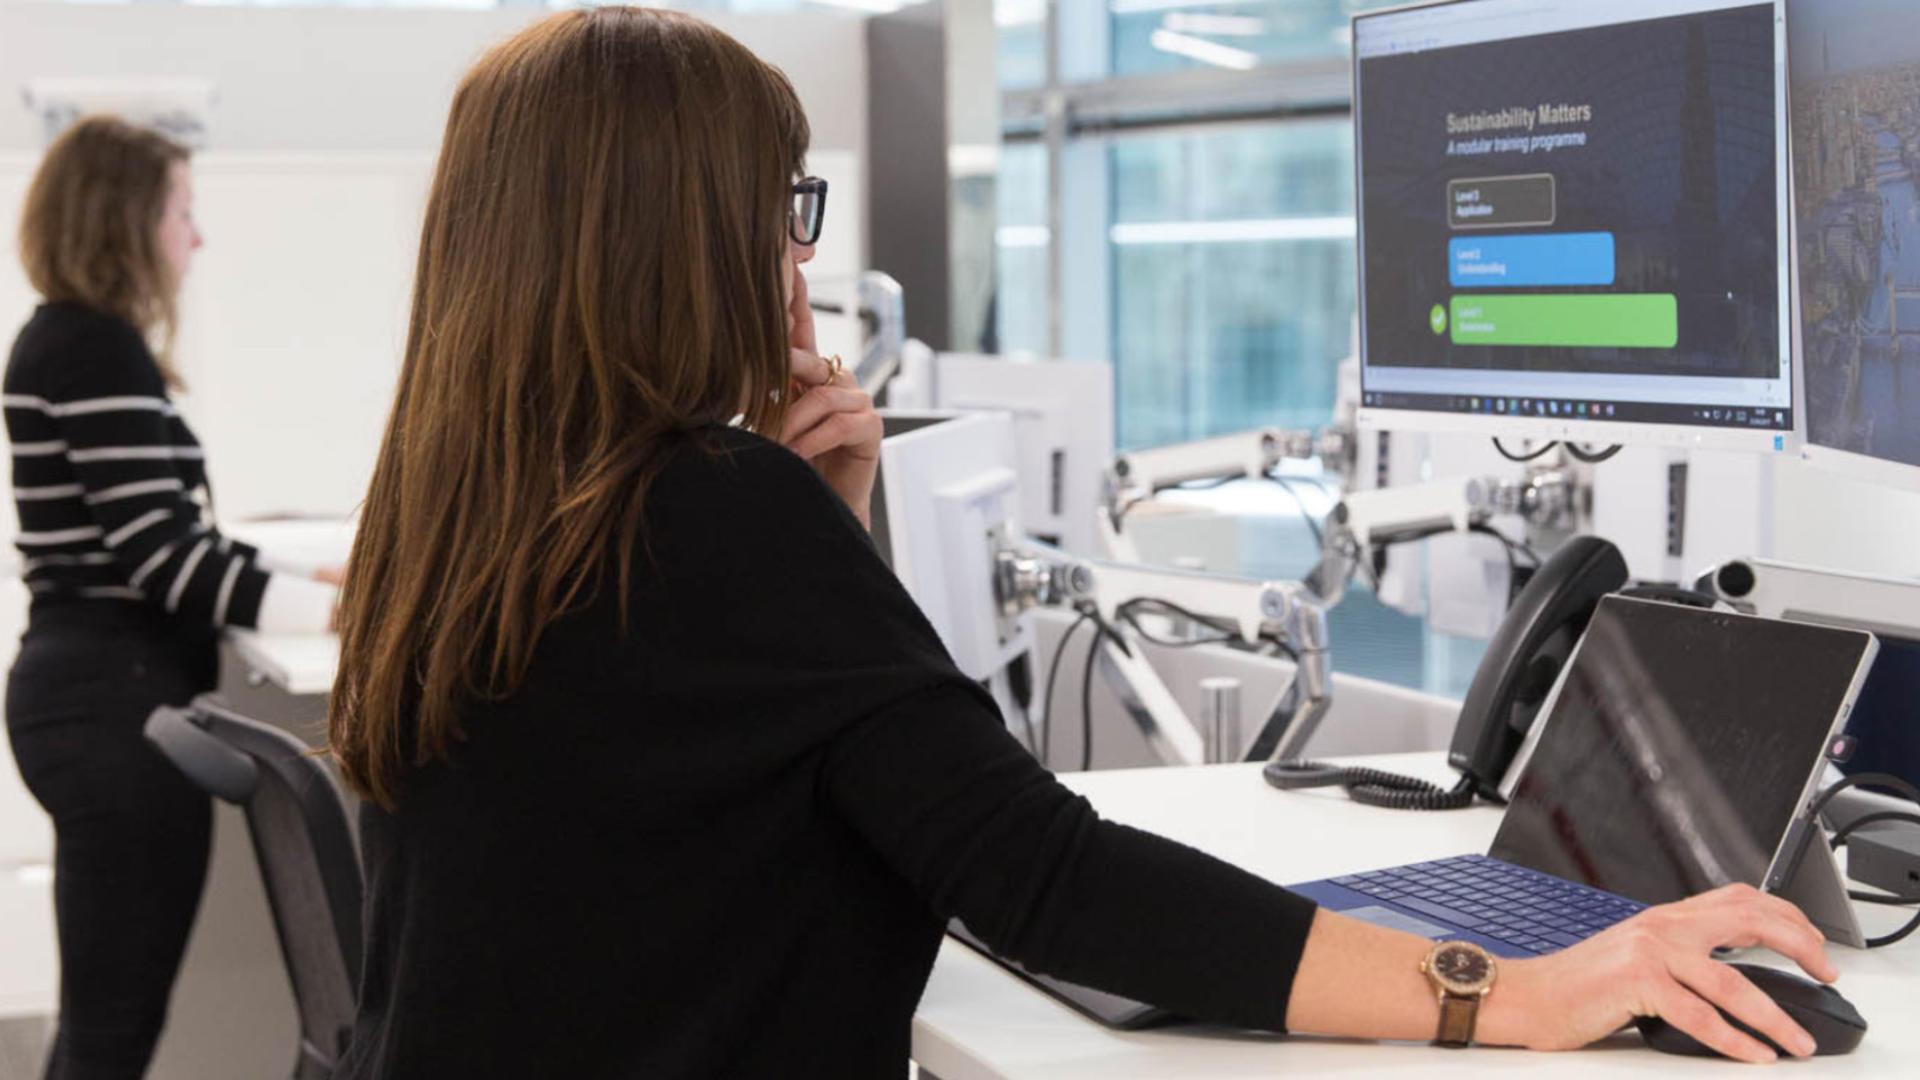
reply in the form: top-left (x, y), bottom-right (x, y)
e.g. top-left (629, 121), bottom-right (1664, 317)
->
top-left (145, 694), bottom-right (361, 1080)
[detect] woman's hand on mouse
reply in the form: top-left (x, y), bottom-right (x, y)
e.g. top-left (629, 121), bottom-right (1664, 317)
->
top-left (1478, 883), bottom-right (1836, 1063)
top-left (781, 270), bottom-right (881, 529)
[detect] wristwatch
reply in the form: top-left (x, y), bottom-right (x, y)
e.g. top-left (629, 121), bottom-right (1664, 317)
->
top-left (1420, 940), bottom-right (1497, 1048)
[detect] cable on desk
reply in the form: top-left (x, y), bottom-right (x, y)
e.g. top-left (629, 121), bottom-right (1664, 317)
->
top-left (1119, 476), bottom-right (1241, 527)
top-left (1831, 809), bottom-right (1920, 948)
top-left (1327, 528), bottom-right (1381, 594)
top-left (1467, 523), bottom-right (1540, 607)
top-left (1810, 772), bottom-right (1920, 948)
top-left (1263, 760), bottom-right (1477, 811)
top-left (1014, 689), bottom-right (1040, 758)
top-left (1265, 472), bottom-right (1325, 551)
top-left (1080, 609), bottom-right (1128, 772)
top-left (1040, 606), bottom-right (1096, 768)
top-left (1808, 771), bottom-right (1920, 820)
top-left (1003, 654), bottom-right (1040, 758)
top-left (1563, 442), bottom-right (1623, 464)
top-left (1848, 890), bottom-right (1920, 907)
top-left (1262, 633), bottom-right (1300, 663)
top-left (1062, 597), bottom-right (1289, 772)
top-left (1113, 597), bottom-right (1238, 649)
top-left (1492, 437), bottom-right (1559, 462)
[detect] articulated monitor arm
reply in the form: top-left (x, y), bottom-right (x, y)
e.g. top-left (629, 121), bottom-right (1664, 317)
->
top-left (1699, 557), bottom-right (1920, 640)
top-left (1306, 468), bottom-right (1578, 607)
top-left (995, 548), bottom-right (1332, 766)
top-left (806, 270), bottom-right (905, 395)
top-left (1101, 426), bottom-right (1354, 562)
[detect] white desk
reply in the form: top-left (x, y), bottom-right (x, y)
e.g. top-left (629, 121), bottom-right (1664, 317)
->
top-left (225, 630), bottom-right (338, 697)
top-left (913, 754), bottom-right (1919, 1078)
top-left (221, 516), bottom-right (352, 697)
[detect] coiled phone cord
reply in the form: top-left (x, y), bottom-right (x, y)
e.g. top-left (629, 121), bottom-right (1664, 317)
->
top-left (1262, 760), bottom-right (1477, 811)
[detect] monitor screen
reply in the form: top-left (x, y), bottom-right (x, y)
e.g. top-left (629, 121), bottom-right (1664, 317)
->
top-left (1789, 0), bottom-right (1920, 483)
top-left (1354, 0), bottom-right (1794, 446)
top-left (1490, 596), bottom-right (1874, 906)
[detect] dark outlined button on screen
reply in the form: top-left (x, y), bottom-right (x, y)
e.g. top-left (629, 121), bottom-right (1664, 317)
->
top-left (1448, 174), bottom-right (1556, 230)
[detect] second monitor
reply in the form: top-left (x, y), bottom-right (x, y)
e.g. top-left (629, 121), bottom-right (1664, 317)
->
top-left (1353, 0), bottom-right (1794, 451)
top-left (1789, 0), bottom-right (1920, 492)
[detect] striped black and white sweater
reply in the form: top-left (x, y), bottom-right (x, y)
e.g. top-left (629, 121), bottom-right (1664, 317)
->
top-left (5, 301), bottom-right (334, 632)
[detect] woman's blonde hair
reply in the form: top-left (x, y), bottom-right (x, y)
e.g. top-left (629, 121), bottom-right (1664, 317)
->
top-left (19, 115), bottom-right (190, 388)
top-left (329, 7), bottom-right (810, 808)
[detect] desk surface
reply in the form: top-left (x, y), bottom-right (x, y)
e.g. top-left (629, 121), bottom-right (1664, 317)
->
top-left (222, 518), bottom-right (351, 697)
top-left (225, 631), bottom-right (338, 697)
top-left (912, 754), bottom-right (1919, 1079)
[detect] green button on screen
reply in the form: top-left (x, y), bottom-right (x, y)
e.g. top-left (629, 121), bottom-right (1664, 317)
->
top-left (1449, 294), bottom-right (1678, 349)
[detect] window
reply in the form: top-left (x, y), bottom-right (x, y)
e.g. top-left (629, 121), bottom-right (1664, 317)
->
top-left (1108, 0), bottom-right (1372, 81)
top-left (999, 0), bottom-right (1490, 697)
top-left (1109, 119), bottom-right (1355, 448)
top-left (994, 142), bottom-right (1051, 356)
top-left (996, 0), bottom-right (1048, 91)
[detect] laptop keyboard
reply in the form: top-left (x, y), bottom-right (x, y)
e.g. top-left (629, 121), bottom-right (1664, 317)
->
top-left (1331, 854), bottom-right (1647, 954)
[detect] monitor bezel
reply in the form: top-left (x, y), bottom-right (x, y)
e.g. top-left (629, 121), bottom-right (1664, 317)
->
top-left (1350, 0), bottom-right (1797, 455)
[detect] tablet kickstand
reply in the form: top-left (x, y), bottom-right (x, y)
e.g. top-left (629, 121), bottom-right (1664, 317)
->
top-left (1775, 821), bottom-right (1867, 949)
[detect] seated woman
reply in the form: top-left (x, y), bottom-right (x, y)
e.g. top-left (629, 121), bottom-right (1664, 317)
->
top-left (327, 7), bottom-right (1835, 1077)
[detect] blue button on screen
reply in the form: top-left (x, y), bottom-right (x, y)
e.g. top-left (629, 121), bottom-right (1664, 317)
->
top-left (1450, 232), bottom-right (1616, 288)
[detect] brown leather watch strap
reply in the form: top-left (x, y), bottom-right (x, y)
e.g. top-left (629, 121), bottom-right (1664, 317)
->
top-left (1435, 993), bottom-right (1480, 1047)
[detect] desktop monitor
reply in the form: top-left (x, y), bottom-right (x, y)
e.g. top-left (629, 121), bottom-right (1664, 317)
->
top-left (870, 410), bottom-right (1029, 682)
top-left (931, 355), bottom-right (1115, 556)
top-left (1787, 0), bottom-right (1920, 493)
top-left (1352, 0), bottom-right (1796, 452)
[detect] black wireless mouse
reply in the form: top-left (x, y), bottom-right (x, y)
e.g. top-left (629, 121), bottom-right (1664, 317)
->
top-left (1634, 963), bottom-right (1866, 1058)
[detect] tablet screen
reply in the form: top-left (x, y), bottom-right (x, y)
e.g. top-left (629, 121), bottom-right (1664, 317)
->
top-left (1489, 596), bottom-right (1874, 905)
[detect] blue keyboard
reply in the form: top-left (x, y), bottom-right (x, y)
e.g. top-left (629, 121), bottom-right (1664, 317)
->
top-left (1332, 854), bottom-right (1647, 954)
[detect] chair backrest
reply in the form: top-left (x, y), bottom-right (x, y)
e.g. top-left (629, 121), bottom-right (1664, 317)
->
top-left (146, 695), bottom-right (361, 1080)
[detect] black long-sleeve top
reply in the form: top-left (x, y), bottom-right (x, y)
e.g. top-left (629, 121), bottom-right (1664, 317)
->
top-left (5, 301), bottom-right (271, 626)
top-left (335, 425), bottom-right (1318, 1078)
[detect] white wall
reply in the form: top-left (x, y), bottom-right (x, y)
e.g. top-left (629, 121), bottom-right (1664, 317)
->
top-left (170, 153), bottom-right (428, 520)
top-left (1773, 457), bottom-right (1920, 580)
top-left (0, 2), bottom-right (870, 156)
top-left (0, 145), bottom-right (864, 522)
top-left (0, 1), bottom-right (871, 514)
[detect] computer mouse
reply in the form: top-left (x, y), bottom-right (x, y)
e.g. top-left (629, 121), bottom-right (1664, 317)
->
top-left (1634, 963), bottom-right (1866, 1058)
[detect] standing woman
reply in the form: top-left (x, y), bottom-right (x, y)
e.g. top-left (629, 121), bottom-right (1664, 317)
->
top-left (5, 116), bottom-right (338, 1079)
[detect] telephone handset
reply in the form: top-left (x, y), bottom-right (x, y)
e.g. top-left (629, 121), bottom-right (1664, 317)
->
top-left (1448, 534), bottom-right (1630, 798)
top-left (1265, 535), bottom-right (1630, 809)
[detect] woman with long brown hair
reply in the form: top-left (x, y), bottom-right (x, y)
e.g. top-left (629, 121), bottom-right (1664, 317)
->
top-left (330, 8), bottom-right (1837, 1076)
top-left (5, 116), bottom-right (339, 1078)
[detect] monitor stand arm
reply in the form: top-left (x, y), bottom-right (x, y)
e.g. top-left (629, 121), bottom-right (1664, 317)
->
top-left (1700, 557), bottom-right (1920, 641)
top-left (997, 547), bottom-right (1331, 767)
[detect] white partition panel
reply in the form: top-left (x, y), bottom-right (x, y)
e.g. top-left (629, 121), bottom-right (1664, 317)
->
top-left (173, 153), bottom-right (429, 520)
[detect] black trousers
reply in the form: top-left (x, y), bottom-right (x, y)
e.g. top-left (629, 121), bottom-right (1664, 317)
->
top-left (6, 602), bottom-right (219, 1080)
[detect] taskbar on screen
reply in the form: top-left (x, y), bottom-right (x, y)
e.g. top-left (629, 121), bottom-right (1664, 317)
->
top-left (1362, 391), bottom-right (1791, 431)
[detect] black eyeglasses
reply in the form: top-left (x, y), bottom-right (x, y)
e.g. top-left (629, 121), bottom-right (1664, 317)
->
top-left (790, 177), bottom-right (828, 246)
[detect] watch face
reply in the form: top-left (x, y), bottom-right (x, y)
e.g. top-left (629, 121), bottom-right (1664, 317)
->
top-left (1431, 943), bottom-right (1495, 994)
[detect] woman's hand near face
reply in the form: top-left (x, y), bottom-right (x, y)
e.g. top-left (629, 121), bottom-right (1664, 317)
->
top-left (781, 269), bottom-right (882, 530)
